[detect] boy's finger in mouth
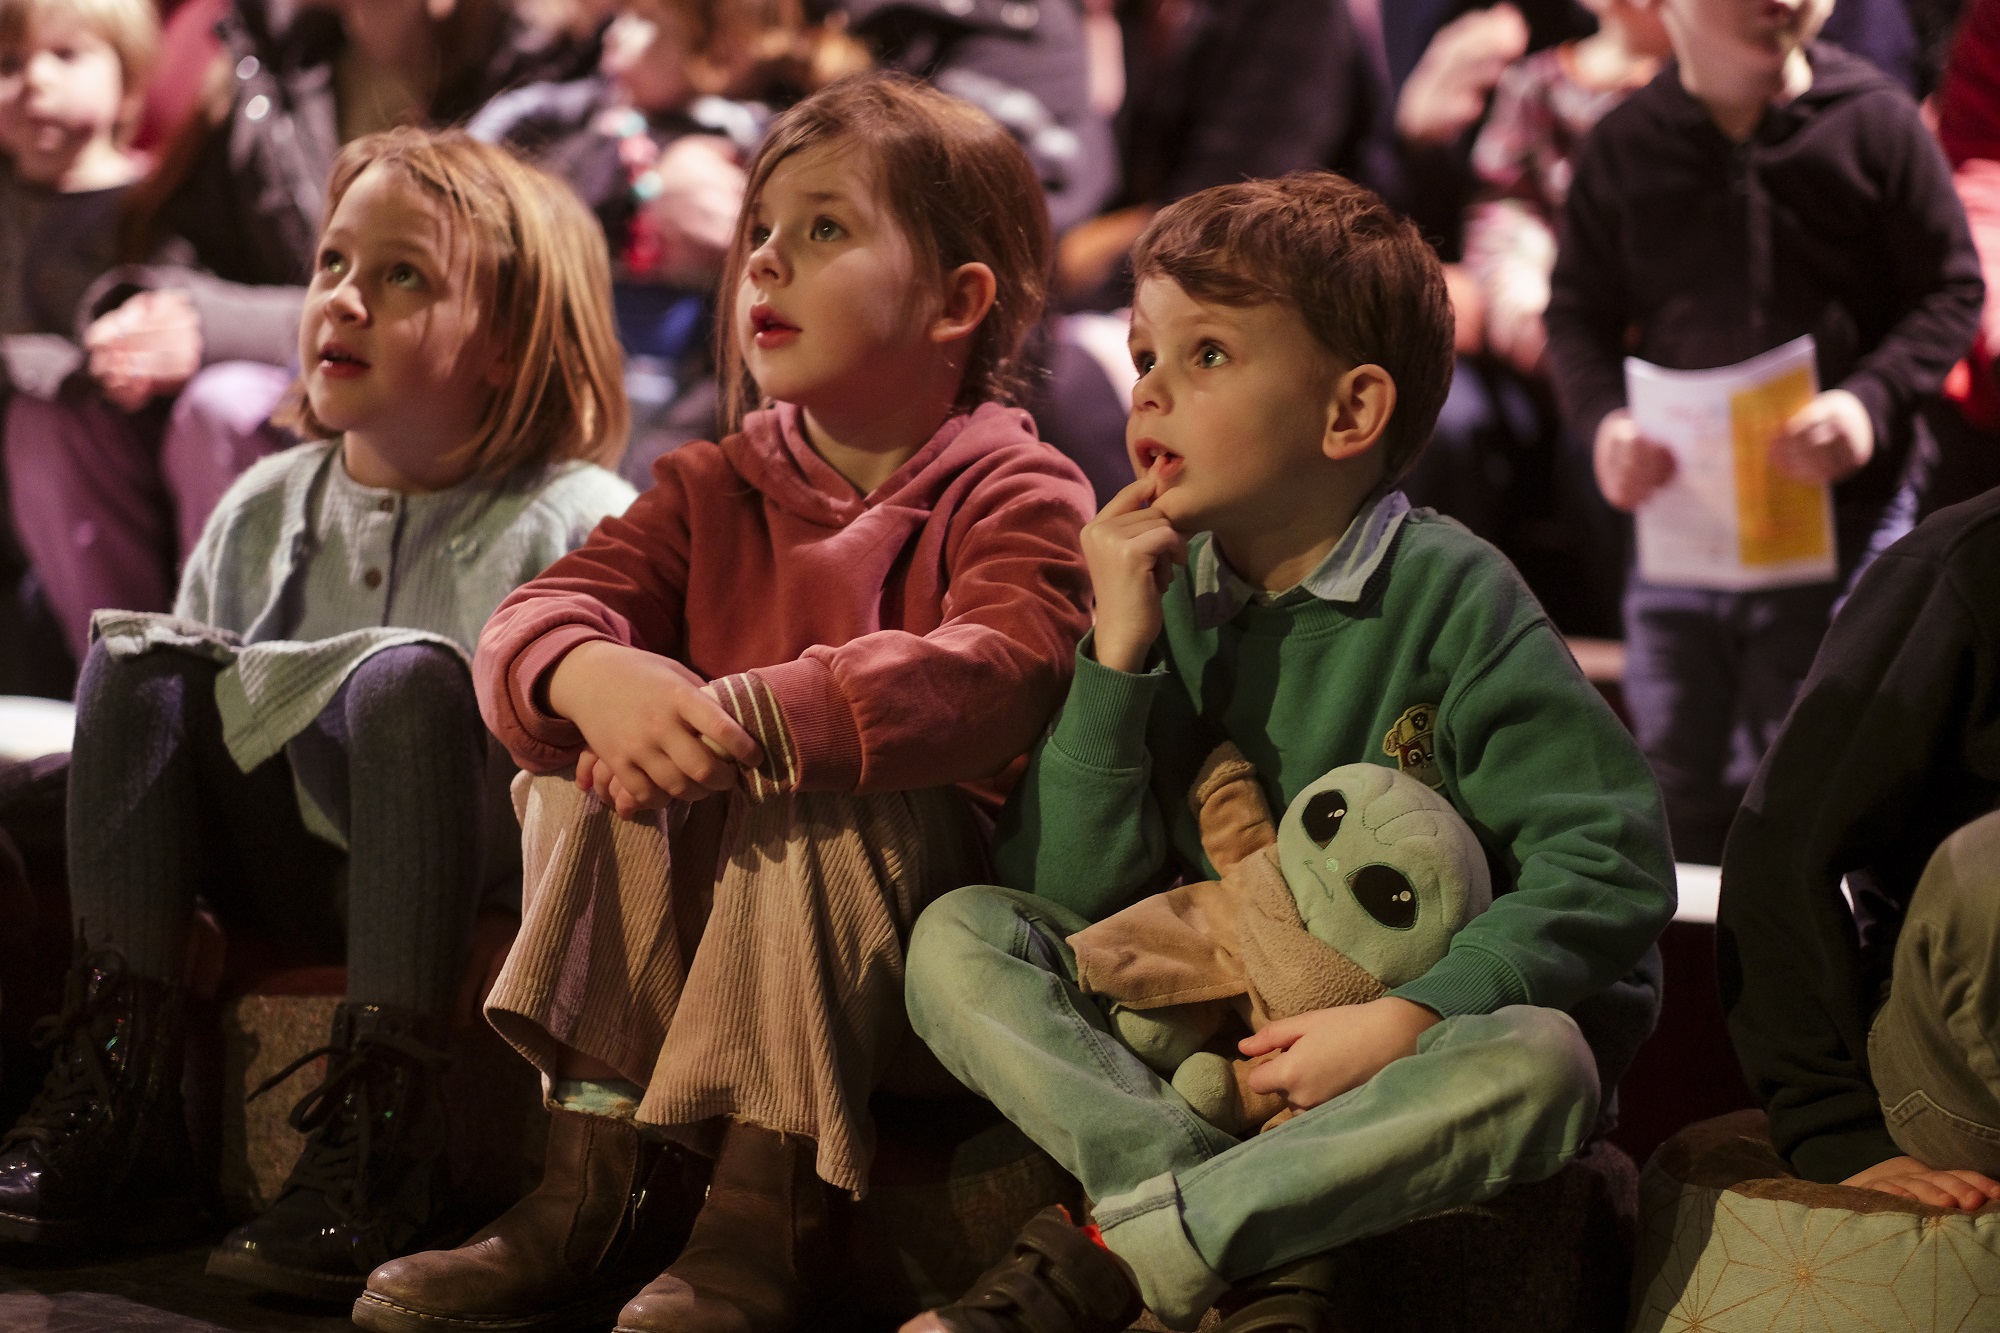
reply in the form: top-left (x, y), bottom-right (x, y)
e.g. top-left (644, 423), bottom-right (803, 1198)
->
top-left (1132, 437), bottom-right (1183, 481)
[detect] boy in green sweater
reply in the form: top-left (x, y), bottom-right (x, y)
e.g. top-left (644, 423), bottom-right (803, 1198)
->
top-left (900, 172), bottom-right (1677, 1332)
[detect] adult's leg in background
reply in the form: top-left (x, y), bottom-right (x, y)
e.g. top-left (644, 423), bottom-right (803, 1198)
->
top-left (1621, 579), bottom-right (1737, 864)
top-left (2, 394), bottom-right (174, 662)
top-left (159, 362), bottom-right (293, 561)
top-left (1725, 581), bottom-right (1840, 837)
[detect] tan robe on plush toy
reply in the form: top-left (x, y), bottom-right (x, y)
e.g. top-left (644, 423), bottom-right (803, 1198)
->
top-left (1068, 744), bottom-right (1394, 1135)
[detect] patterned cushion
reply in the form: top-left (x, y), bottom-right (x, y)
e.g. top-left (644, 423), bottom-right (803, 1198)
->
top-left (1631, 1110), bottom-right (2000, 1332)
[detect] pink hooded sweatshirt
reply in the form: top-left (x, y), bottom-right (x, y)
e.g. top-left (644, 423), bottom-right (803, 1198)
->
top-left (474, 401), bottom-right (1097, 811)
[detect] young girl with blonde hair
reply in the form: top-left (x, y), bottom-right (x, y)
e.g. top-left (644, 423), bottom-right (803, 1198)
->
top-left (0, 128), bottom-right (635, 1300)
top-left (358, 72), bottom-right (1096, 1333)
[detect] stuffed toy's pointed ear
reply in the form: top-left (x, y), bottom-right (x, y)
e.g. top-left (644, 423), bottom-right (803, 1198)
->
top-left (1190, 742), bottom-right (1277, 875)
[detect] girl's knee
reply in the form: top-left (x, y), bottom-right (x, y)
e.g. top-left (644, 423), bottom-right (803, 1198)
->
top-left (348, 643), bottom-right (473, 708)
top-left (343, 645), bottom-right (480, 748)
top-left (76, 641), bottom-right (210, 712)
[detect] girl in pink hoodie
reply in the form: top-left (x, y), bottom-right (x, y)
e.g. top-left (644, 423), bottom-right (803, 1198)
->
top-left (354, 74), bottom-right (1096, 1333)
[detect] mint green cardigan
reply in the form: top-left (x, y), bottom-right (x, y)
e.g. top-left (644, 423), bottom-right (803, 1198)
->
top-left (93, 441), bottom-right (634, 845)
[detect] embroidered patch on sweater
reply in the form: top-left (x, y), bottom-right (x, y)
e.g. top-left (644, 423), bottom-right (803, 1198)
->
top-left (1382, 704), bottom-right (1442, 789)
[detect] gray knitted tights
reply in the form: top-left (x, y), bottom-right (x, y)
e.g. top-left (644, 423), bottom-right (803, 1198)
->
top-left (66, 640), bottom-right (486, 1016)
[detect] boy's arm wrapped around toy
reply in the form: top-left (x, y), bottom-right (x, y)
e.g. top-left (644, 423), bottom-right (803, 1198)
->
top-left (1389, 620), bottom-right (1676, 1029)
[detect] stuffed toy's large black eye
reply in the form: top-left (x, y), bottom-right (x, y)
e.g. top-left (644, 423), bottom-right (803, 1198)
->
top-left (1349, 864), bottom-right (1417, 930)
top-left (1302, 790), bottom-right (1348, 846)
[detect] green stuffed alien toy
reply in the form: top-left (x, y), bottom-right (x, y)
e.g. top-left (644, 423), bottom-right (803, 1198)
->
top-left (1068, 742), bottom-right (1492, 1135)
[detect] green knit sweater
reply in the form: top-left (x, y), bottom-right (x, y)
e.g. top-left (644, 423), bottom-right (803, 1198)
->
top-left (994, 512), bottom-right (1675, 1058)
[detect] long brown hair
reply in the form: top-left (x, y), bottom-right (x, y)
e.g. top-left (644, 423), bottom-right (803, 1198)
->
top-left (716, 72), bottom-right (1053, 430)
top-left (281, 127), bottom-right (628, 477)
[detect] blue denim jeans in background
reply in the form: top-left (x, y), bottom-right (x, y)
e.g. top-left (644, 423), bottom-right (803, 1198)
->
top-left (906, 885), bottom-right (1601, 1327)
top-left (1621, 578), bottom-right (1839, 865)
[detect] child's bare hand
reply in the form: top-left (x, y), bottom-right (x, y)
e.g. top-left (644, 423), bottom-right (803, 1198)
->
top-left (548, 641), bottom-right (762, 810)
top-left (1082, 475), bottom-right (1187, 674)
top-left (640, 135), bottom-right (748, 287)
top-left (1593, 408), bottom-right (1677, 511)
top-left (578, 747), bottom-right (687, 820)
top-left (1484, 281), bottom-right (1548, 377)
top-left (1841, 1155), bottom-right (2000, 1211)
top-left (1395, 3), bottom-right (1528, 146)
top-left (1776, 388), bottom-right (1873, 483)
top-left (1238, 997), bottom-right (1442, 1113)
top-left (574, 746), bottom-right (629, 807)
top-left (85, 290), bottom-right (202, 411)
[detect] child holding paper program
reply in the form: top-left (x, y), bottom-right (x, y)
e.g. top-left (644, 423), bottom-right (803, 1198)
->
top-left (1544, 0), bottom-right (1983, 863)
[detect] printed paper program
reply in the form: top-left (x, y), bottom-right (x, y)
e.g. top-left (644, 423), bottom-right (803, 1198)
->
top-left (1624, 335), bottom-right (1836, 591)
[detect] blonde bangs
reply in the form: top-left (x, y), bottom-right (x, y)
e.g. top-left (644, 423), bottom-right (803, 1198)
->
top-left (282, 128), bottom-right (628, 479)
top-left (0, 0), bottom-right (159, 135)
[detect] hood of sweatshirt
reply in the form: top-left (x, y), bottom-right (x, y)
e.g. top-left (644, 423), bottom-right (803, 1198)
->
top-left (722, 399), bottom-right (1050, 528)
top-left (1648, 41), bottom-right (1898, 140)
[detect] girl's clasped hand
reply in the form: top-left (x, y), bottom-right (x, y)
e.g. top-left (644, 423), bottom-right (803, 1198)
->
top-left (545, 89), bottom-right (1013, 818)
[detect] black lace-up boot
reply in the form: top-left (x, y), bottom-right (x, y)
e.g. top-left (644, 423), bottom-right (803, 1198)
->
top-left (206, 1002), bottom-right (456, 1302)
top-left (0, 944), bottom-right (200, 1246)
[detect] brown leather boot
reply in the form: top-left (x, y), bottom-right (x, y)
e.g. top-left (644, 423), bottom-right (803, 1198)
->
top-left (613, 1120), bottom-right (843, 1333)
top-left (350, 1107), bottom-right (710, 1333)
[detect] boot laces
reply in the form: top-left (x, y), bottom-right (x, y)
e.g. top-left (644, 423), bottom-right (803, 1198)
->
top-left (1, 949), bottom-right (130, 1149)
top-left (250, 1028), bottom-right (448, 1224)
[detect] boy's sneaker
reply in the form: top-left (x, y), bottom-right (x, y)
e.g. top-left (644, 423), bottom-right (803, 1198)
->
top-left (901, 1206), bottom-right (1142, 1333)
top-left (1212, 1255), bottom-right (1341, 1333)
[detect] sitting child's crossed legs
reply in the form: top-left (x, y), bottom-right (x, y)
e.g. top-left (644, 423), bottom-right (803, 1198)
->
top-left (906, 884), bottom-right (1602, 1326)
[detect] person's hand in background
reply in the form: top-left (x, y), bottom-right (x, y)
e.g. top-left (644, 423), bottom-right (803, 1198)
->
top-left (1396, 4), bottom-right (1529, 146)
top-left (86, 289), bottom-right (202, 411)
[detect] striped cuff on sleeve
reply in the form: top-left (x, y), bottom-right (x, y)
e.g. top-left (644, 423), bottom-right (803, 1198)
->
top-left (707, 671), bottom-right (798, 801)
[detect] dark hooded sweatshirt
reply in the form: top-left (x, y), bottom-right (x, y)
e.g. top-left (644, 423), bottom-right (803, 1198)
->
top-left (1545, 42), bottom-right (1983, 566)
top-left (1718, 486), bottom-right (2000, 1182)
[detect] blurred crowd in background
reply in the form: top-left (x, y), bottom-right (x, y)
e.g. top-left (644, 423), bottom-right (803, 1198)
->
top-left (1, 0), bottom-right (1992, 706)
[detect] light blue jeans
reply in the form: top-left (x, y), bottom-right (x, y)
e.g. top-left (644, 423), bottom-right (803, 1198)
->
top-left (906, 886), bottom-right (1602, 1327)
